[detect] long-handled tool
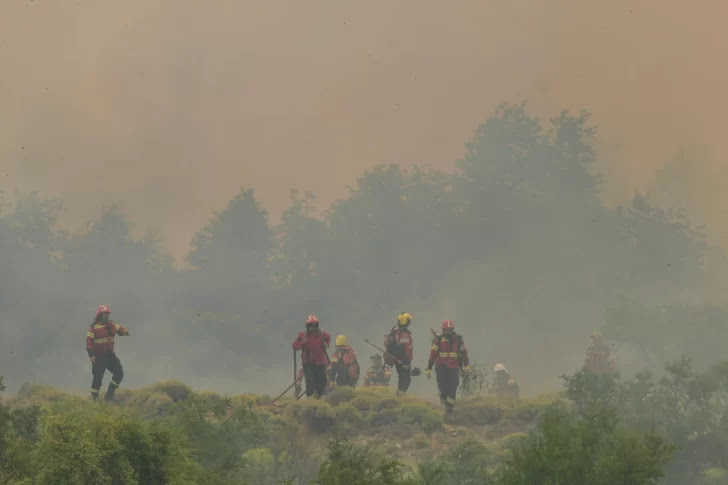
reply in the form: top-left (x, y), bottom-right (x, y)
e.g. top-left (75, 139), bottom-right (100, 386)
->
top-left (271, 374), bottom-right (304, 404)
top-left (364, 339), bottom-right (421, 376)
top-left (293, 349), bottom-right (302, 399)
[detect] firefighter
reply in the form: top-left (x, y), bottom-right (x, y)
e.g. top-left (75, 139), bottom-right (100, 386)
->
top-left (329, 335), bottom-right (360, 387)
top-left (426, 320), bottom-right (470, 416)
top-left (489, 363), bottom-right (519, 397)
top-left (584, 331), bottom-right (615, 374)
top-left (363, 354), bottom-right (392, 387)
top-left (384, 312), bottom-right (414, 396)
top-left (86, 305), bottom-right (130, 402)
top-left (292, 315), bottom-right (331, 399)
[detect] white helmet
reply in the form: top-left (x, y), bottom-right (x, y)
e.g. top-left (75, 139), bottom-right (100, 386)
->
top-left (494, 363), bottom-right (506, 372)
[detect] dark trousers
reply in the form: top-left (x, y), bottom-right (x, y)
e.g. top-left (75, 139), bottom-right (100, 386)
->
top-left (395, 363), bottom-right (411, 392)
top-left (436, 366), bottom-right (459, 412)
top-left (91, 352), bottom-right (124, 400)
top-left (332, 364), bottom-right (355, 387)
top-left (302, 363), bottom-right (327, 397)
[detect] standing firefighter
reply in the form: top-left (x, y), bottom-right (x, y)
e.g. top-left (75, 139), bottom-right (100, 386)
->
top-left (363, 354), bottom-right (392, 387)
top-left (329, 335), bottom-right (360, 387)
top-left (86, 305), bottom-right (130, 402)
top-left (292, 315), bottom-right (331, 399)
top-left (489, 363), bottom-right (519, 397)
top-left (584, 331), bottom-right (615, 374)
top-left (426, 320), bottom-right (470, 416)
top-left (385, 312), bottom-right (414, 396)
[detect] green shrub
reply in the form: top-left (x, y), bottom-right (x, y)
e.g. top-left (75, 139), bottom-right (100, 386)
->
top-left (148, 380), bottom-right (192, 403)
top-left (313, 439), bottom-right (415, 485)
top-left (286, 400), bottom-right (335, 433)
top-left (333, 404), bottom-right (364, 435)
top-left (350, 395), bottom-right (379, 412)
top-left (326, 387), bottom-right (357, 407)
top-left (500, 432), bottom-right (528, 450)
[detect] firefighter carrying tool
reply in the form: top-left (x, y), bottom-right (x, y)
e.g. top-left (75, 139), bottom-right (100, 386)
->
top-left (384, 312), bottom-right (415, 396)
top-left (292, 315), bottom-right (331, 399)
top-left (426, 320), bottom-right (469, 416)
top-left (86, 305), bottom-right (130, 402)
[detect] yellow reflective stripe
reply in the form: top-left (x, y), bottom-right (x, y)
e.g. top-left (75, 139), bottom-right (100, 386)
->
top-left (438, 352), bottom-right (460, 358)
top-left (93, 324), bottom-right (105, 329)
top-left (110, 381), bottom-right (119, 387)
top-left (86, 332), bottom-right (94, 338)
top-left (446, 396), bottom-right (456, 404)
top-left (90, 389), bottom-right (100, 394)
top-left (431, 345), bottom-right (439, 351)
top-left (449, 352), bottom-right (459, 358)
top-left (114, 323), bottom-right (121, 331)
top-left (93, 337), bottom-right (113, 344)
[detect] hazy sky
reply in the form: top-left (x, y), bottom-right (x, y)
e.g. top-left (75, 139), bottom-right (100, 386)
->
top-left (2, 0), bottom-right (727, 259)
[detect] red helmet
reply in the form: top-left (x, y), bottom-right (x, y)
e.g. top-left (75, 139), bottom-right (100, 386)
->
top-left (306, 315), bottom-right (319, 325)
top-left (96, 305), bottom-right (111, 318)
top-left (442, 320), bottom-right (454, 331)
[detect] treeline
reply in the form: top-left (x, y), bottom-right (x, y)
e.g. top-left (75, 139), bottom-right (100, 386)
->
top-left (0, 103), bottom-right (719, 394)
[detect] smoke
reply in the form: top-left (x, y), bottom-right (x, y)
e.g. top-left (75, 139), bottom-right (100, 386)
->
top-left (2, 1), bottom-right (727, 260)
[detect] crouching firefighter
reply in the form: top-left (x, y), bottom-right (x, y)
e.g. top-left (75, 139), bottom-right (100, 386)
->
top-left (329, 335), bottom-right (360, 387)
top-left (86, 305), bottom-right (130, 402)
top-left (292, 315), bottom-right (331, 399)
top-left (363, 354), bottom-right (392, 387)
top-left (385, 312), bottom-right (414, 396)
top-left (426, 320), bottom-right (470, 416)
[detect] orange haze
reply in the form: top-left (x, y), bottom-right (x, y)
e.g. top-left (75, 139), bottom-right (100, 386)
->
top-left (1, 1), bottom-right (727, 260)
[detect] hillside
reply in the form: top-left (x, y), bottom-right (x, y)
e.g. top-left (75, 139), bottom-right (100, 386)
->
top-left (1, 379), bottom-right (558, 484)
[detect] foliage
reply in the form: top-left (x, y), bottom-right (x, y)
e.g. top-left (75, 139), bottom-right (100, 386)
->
top-left (313, 439), bottom-right (417, 485)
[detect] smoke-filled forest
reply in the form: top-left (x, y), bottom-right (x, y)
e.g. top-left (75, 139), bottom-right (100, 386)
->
top-left (4, 2), bottom-right (728, 483)
top-left (2, 104), bottom-right (728, 485)
top-left (0, 103), bottom-right (718, 396)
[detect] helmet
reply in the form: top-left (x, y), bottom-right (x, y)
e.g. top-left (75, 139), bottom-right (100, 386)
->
top-left (306, 315), bottom-right (319, 325)
top-left (95, 305), bottom-right (111, 318)
top-left (441, 320), bottom-right (454, 331)
top-left (397, 312), bottom-right (412, 326)
top-left (494, 363), bottom-right (506, 372)
top-left (336, 335), bottom-right (348, 346)
top-left (371, 353), bottom-right (382, 361)
top-left (591, 331), bottom-right (602, 341)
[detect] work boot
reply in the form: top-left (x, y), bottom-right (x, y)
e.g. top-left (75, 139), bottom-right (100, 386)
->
top-left (90, 390), bottom-right (99, 402)
top-left (104, 383), bottom-right (118, 402)
top-left (396, 390), bottom-right (406, 397)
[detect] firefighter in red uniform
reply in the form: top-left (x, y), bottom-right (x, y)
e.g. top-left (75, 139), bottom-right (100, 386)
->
top-left (426, 320), bottom-right (470, 416)
top-left (329, 335), bottom-right (360, 387)
top-left (292, 315), bottom-right (331, 399)
top-left (86, 305), bottom-right (130, 401)
top-left (384, 312), bottom-right (414, 396)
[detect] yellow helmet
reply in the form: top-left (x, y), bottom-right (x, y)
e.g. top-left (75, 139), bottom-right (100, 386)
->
top-left (397, 312), bottom-right (412, 326)
top-left (336, 335), bottom-right (348, 347)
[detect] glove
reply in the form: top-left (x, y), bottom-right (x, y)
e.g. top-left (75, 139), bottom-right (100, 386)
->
top-left (89, 356), bottom-right (96, 365)
top-left (425, 369), bottom-right (432, 379)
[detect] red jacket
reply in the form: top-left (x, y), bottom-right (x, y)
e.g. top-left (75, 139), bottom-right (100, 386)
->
top-left (292, 330), bottom-right (331, 366)
top-left (384, 327), bottom-right (413, 364)
top-left (428, 332), bottom-right (469, 370)
top-left (86, 320), bottom-right (129, 357)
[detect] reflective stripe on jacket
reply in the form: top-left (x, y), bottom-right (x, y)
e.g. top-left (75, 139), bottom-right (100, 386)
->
top-left (86, 321), bottom-right (128, 356)
top-left (428, 333), bottom-right (469, 369)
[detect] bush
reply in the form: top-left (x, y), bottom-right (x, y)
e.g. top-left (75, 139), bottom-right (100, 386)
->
top-left (326, 387), bottom-right (357, 407)
top-left (147, 380), bottom-right (193, 403)
top-left (500, 432), bottom-right (528, 450)
top-left (286, 400), bottom-right (336, 433)
top-left (333, 404), bottom-right (364, 435)
top-left (313, 439), bottom-right (416, 485)
top-left (451, 399), bottom-right (503, 426)
top-left (350, 395), bottom-right (378, 412)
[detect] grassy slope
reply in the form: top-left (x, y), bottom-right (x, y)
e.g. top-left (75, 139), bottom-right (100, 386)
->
top-left (7, 381), bottom-right (561, 464)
